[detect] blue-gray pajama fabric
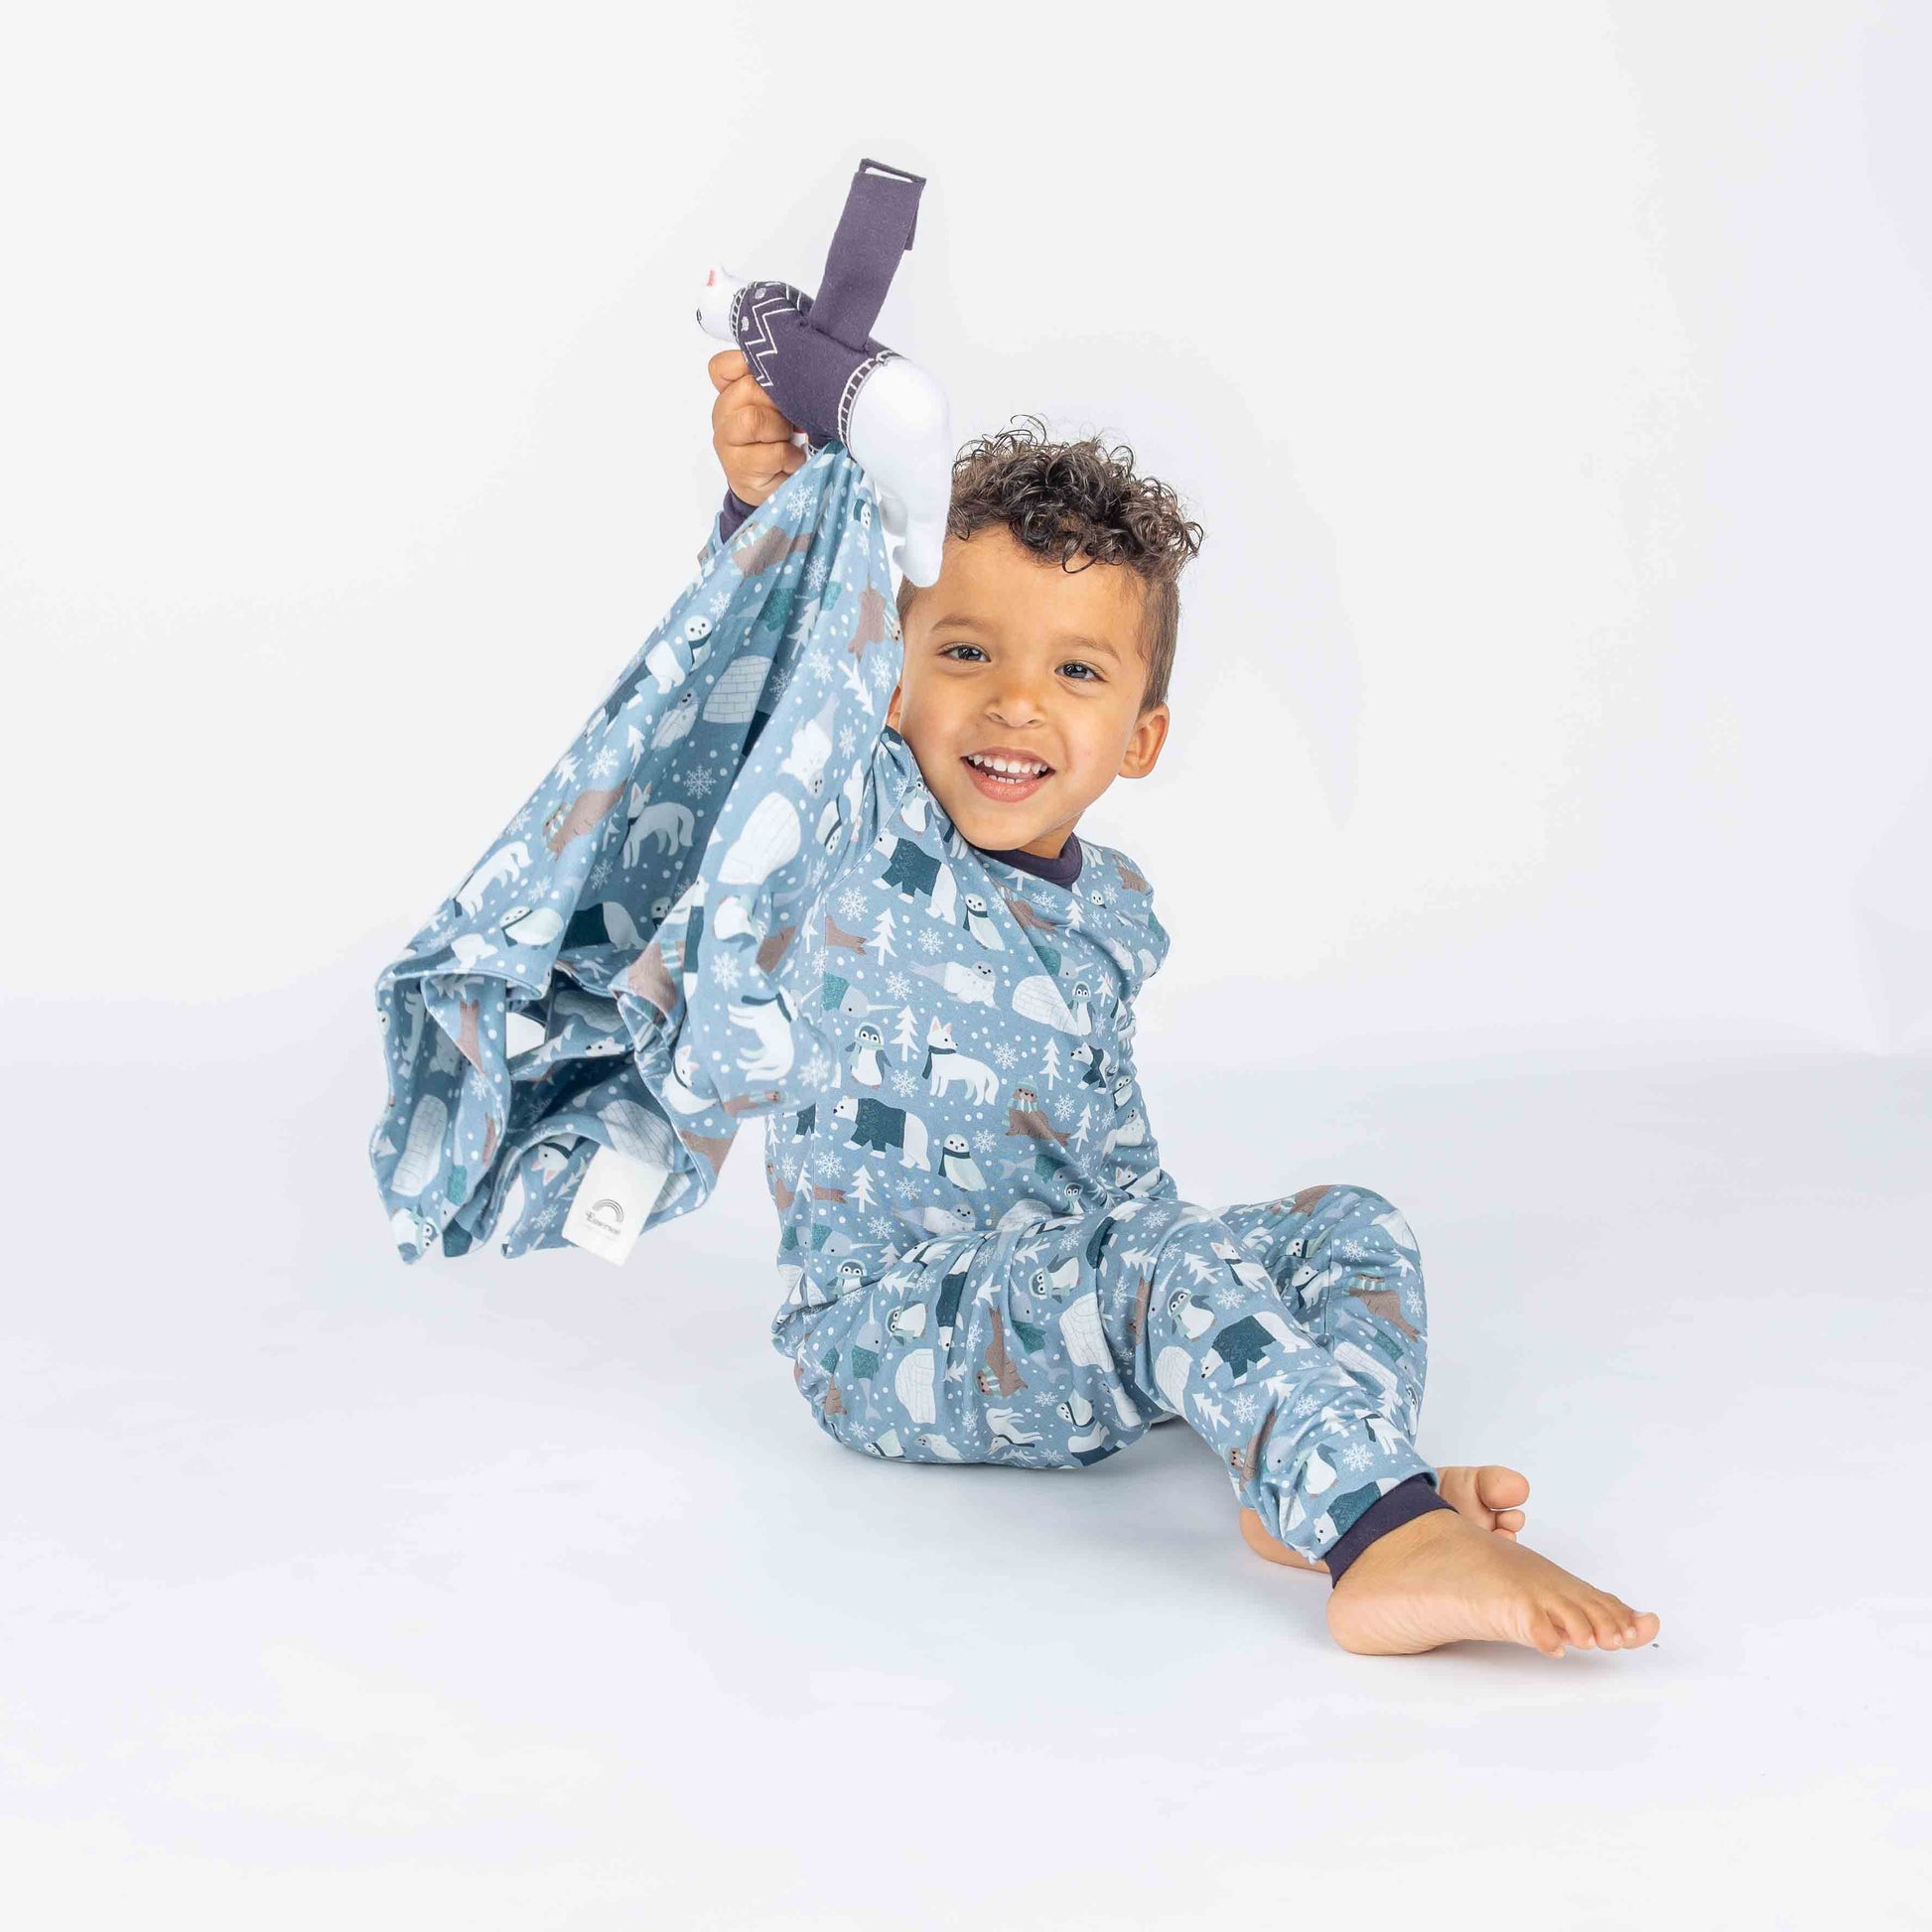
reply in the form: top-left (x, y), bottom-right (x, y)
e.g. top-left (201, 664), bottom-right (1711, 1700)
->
top-left (367, 440), bottom-right (1449, 1573)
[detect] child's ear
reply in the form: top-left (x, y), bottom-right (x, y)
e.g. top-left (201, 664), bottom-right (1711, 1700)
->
top-left (887, 681), bottom-right (903, 730)
top-left (1120, 702), bottom-right (1170, 778)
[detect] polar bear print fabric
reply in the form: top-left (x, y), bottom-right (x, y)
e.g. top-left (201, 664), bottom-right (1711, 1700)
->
top-left (366, 441), bottom-right (1441, 1564)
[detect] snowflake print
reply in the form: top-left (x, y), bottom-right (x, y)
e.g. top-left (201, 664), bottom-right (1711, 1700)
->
top-left (838, 724), bottom-right (858, 756)
top-left (1214, 1284), bottom-right (1246, 1311)
top-left (972, 1130), bottom-right (996, 1155)
top-left (838, 888), bottom-right (869, 924)
top-left (886, 973), bottom-right (911, 999)
top-left (917, 929), bottom-right (943, 955)
top-left (591, 745), bottom-right (621, 779)
top-left (802, 1048), bottom-right (831, 1088)
top-left (588, 859), bottom-right (614, 894)
top-left (806, 648), bottom-right (834, 685)
top-left (687, 765), bottom-right (721, 799)
top-left (890, 1068), bottom-right (917, 1098)
top-left (1342, 1443), bottom-right (1373, 1473)
top-left (1293, 1395), bottom-right (1321, 1419)
top-left (1232, 1391), bottom-right (1258, 1424)
top-left (711, 953), bottom-right (741, 992)
top-left (805, 556), bottom-right (829, 593)
top-left (866, 1214), bottom-right (897, 1242)
top-left (991, 1039), bottom-right (1019, 1072)
top-left (813, 1149), bottom-right (845, 1179)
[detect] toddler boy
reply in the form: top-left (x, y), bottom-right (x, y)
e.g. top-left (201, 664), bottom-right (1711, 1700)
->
top-left (702, 349), bottom-right (1660, 1659)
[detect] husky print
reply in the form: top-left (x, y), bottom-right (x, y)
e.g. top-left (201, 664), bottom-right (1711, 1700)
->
top-left (369, 443), bottom-right (1444, 1570)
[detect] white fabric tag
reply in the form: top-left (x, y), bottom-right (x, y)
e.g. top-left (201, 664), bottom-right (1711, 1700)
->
top-left (561, 1144), bottom-right (671, 1268)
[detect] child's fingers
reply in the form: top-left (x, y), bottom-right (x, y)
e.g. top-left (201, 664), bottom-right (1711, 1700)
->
top-left (736, 450), bottom-right (803, 498)
top-left (706, 346), bottom-right (749, 390)
top-left (714, 372), bottom-right (799, 448)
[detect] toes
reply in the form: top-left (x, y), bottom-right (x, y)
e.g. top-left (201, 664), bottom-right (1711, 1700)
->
top-left (1603, 1595), bottom-right (1656, 1645)
top-left (1553, 1600), bottom-right (1598, 1649)
top-left (1493, 1509), bottom-right (1526, 1533)
top-left (1584, 1598), bottom-right (1627, 1649)
top-left (1528, 1609), bottom-right (1568, 1658)
top-left (1476, 1464), bottom-right (1531, 1511)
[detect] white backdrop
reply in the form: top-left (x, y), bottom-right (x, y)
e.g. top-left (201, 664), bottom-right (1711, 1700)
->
top-left (5, 2), bottom-right (1927, 1064)
top-left (5, 7), bottom-right (1931, 1926)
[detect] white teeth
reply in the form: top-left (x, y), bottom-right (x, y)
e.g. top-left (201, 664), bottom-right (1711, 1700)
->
top-left (967, 754), bottom-right (1048, 777)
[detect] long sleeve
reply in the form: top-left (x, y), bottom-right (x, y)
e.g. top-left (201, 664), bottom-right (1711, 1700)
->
top-left (694, 486), bottom-right (756, 569)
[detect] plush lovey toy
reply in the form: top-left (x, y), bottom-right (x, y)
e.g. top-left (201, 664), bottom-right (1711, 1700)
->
top-left (695, 156), bottom-right (951, 587)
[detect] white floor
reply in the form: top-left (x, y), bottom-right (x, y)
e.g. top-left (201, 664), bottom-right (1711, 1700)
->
top-left (6, 989), bottom-right (1927, 1929)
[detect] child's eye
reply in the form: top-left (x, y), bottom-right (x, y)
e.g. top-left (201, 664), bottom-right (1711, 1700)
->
top-left (938, 643), bottom-right (1101, 682)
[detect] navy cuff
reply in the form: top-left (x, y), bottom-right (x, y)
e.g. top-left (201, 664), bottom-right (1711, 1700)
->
top-left (718, 485), bottom-right (754, 543)
top-left (1323, 1471), bottom-right (1456, 1587)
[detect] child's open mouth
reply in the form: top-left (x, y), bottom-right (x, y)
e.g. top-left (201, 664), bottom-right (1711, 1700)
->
top-left (961, 751), bottom-right (1052, 802)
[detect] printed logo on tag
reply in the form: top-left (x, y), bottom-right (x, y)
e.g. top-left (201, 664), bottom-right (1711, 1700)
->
top-left (562, 1144), bottom-right (671, 1268)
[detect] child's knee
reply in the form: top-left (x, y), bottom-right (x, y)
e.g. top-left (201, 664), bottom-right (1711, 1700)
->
top-left (1296, 1183), bottom-right (1422, 1265)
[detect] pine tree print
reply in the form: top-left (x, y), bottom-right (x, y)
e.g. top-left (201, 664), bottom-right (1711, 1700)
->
top-left (894, 1006), bottom-right (919, 1060)
top-left (1040, 1036), bottom-right (1061, 1089)
top-left (871, 903), bottom-right (898, 961)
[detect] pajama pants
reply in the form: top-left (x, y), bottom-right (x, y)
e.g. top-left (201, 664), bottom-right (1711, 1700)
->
top-left (784, 1182), bottom-right (1442, 1565)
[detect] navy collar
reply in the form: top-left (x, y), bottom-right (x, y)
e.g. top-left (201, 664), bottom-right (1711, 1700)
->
top-left (969, 832), bottom-right (1083, 889)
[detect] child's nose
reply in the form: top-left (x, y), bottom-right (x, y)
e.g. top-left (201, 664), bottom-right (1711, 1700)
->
top-left (986, 679), bottom-right (1052, 724)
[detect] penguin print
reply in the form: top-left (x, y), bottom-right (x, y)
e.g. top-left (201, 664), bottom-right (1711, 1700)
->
top-left (846, 1021), bottom-right (887, 1087)
top-left (1167, 1288), bottom-right (1215, 1342)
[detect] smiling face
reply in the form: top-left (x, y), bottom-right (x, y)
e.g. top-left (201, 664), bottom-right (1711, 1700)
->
top-left (887, 526), bottom-right (1172, 860)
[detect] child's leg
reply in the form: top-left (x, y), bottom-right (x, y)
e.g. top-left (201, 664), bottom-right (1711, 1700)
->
top-left (1111, 1191), bottom-right (1443, 1566)
top-left (783, 1224), bottom-right (1158, 1469)
top-left (1218, 1185), bottom-right (1529, 1567)
top-left (784, 1193), bottom-right (1443, 1571)
top-left (782, 1197), bottom-right (1662, 1660)
top-left (1216, 1183), bottom-right (1429, 1443)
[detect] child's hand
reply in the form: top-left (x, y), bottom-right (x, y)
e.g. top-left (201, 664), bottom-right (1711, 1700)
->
top-left (709, 347), bottom-right (806, 506)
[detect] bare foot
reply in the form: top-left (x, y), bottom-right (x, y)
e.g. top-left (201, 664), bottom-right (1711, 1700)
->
top-left (1238, 1463), bottom-right (1531, 1573)
top-left (1324, 1507), bottom-right (1661, 1657)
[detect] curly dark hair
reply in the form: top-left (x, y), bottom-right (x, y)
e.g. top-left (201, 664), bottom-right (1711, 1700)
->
top-left (896, 415), bottom-right (1204, 714)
